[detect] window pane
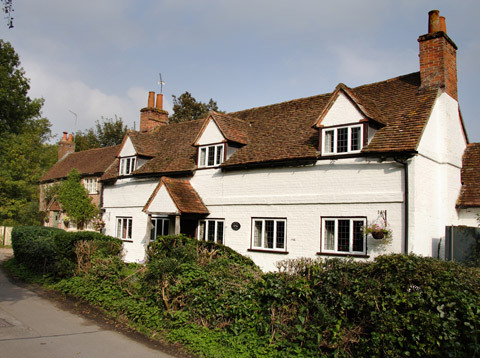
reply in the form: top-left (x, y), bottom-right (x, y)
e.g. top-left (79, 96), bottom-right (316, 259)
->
top-left (208, 146), bottom-right (215, 166)
top-left (324, 220), bottom-right (335, 250)
top-left (265, 220), bottom-right (274, 248)
top-left (120, 159), bottom-right (125, 175)
top-left (130, 158), bottom-right (136, 173)
top-left (216, 145), bottom-right (223, 165)
top-left (117, 219), bottom-right (122, 238)
top-left (337, 220), bottom-right (350, 252)
top-left (351, 127), bottom-right (361, 151)
top-left (337, 128), bottom-right (348, 153)
top-left (216, 221), bottom-right (224, 244)
top-left (199, 221), bottom-right (206, 241)
top-left (207, 220), bottom-right (215, 242)
top-left (163, 219), bottom-right (169, 236)
top-left (127, 219), bottom-right (132, 239)
top-left (353, 221), bottom-right (364, 252)
top-left (324, 130), bottom-right (334, 153)
top-left (200, 148), bottom-right (206, 166)
top-left (254, 221), bottom-right (262, 247)
top-left (276, 221), bottom-right (285, 249)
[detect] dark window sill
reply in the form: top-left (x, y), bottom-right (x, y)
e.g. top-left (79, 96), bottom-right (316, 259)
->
top-left (121, 239), bottom-right (133, 243)
top-left (248, 248), bottom-right (289, 254)
top-left (316, 252), bottom-right (369, 258)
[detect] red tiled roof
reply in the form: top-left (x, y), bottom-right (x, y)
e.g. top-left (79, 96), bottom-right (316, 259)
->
top-left (143, 177), bottom-right (209, 214)
top-left (71, 72), bottom-right (444, 181)
top-left (40, 145), bottom-right (120, 182)
top-left (457, 143), bottom-right (480, 208)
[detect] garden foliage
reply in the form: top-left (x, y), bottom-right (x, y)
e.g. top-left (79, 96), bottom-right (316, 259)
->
top-left (7, 230), bottom-right (480, 357)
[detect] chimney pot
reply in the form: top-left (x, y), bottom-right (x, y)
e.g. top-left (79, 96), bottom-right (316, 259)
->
top-left (62, 132), bottom-right (68, 141)
top-left (156, 94), bottom-right (163, 110)
top-left (439, 16), bottom-right (446, 33)
top-left (148, 91), bottom-right (155, 108)
top-left (428, 10), bottom-right (440, 33)
top-left (68, 134), bottom-right (73, 142)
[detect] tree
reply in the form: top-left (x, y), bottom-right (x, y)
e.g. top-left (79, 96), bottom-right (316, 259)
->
top-left (57, 169), bottom-right (98, 229)
top-left (0, 40), bottom-right (43, 134)
top-left (74, 115), bottom-right (128, 151)
top-left (0, 119), bottom-right (57, 225)
top-left (169, 91), bottom-right (220, 123)
top-left (0, 40), bottom-right (57, 225)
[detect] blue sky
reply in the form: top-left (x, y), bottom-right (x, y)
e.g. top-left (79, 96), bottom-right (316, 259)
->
top-left (1, 1), bottom-right (479, 142)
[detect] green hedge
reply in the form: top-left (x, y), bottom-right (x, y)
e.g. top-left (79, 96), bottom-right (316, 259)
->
top-left (11, 226), bottom-right (122, 277)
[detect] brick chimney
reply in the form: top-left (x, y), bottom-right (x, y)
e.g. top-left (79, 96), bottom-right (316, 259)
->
top-left (418, 10), bottom-right (458, 100)
top-left (140, 91), bottom-right (168, 132)
top-left (58, 131), bottom-right (75, 160)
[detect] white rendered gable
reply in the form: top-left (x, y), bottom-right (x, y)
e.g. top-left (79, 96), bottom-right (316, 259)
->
top-left (119, 137), bottom-right (136, 157)
top-left (197, 119), bottom-right (225, 145)
top-left (147, 186), bottom-right (179, 214)
top-left (321, 92), bottom-right (364, 127)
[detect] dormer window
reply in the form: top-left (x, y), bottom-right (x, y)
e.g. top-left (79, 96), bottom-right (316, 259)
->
top-left (119, 156), bottom-right (136, 176)
top-left (322, 124), bottom-right (363, 155)
top-left (198, 144), bottom-right (224, 168)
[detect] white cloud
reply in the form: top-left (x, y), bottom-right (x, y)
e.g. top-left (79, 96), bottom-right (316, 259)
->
top-left (22, 59), bottom-right (147, 138)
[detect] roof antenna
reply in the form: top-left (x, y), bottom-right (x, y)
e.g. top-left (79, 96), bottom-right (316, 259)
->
top-left (158, 73), bottom-right (165, 94)
top-left (68, 109), bottom-right (78, 131)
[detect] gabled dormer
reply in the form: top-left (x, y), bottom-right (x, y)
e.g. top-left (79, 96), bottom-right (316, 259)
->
top-left (194, 112), bottom-right (248, 168)
top-left (313, 84), bottom-right (385, 157)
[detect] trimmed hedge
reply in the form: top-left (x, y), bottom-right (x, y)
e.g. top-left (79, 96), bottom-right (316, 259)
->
top-left (11, 226), bottom-right (122, 277)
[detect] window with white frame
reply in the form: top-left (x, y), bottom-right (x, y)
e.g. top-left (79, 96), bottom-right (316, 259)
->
top-left (150, 217), bottom-right (170, 241)
top-left (321, 217), bottom-right (366, 254)
top-left (116, 217), bottom-right (133, 240)
top-left (198, 144), bottom-right (224, 168)
top-left (119, 156), bottom-right (136, 176)
top-left (322, 124), bottom-right (363, 155)
top-left (251, 218), bottom-right (286, 251)
top-left (198, 219), bottom-right (224, 244)
top-left (83, 177), bottom-right (98, 194)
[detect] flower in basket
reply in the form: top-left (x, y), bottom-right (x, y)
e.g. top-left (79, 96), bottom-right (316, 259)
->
top-left (364, 222), bottom-right (392, 241)
top-left (63, 214), bottom-right (70, 224)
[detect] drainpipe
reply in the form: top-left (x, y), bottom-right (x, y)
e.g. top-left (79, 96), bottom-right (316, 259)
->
top-left (394, 157), bottom-right (410, 254)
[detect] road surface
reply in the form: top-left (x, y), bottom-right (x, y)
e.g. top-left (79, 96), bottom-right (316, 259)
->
top-left (0, 248), bottom-right (180, 358)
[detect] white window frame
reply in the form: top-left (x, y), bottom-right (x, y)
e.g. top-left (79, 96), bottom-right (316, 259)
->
top-left (198, 144), bottom-right (224, 168)
top-left (119, 156), bottom-right (137, 176)
top-left (83, 177), bottom-right (98, 194)
top-left (321, 217), bottom-right (366, 255)
top-left (150, 216), bottom-right (170, 241)
top-left (116, 217), bottom-right (133, 240)
top-left (251, 218), bottom-right (287, 251)
top-left (198, 219), bottom-right (224, 244)
top-left (322, 124), bottom-right (363, 155)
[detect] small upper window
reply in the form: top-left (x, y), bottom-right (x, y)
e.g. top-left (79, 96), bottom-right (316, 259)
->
top-left (198, 144), bottom-right (224, 168)
top-left (83, 177), bottom-right (98, 194)
top-left (119, 156), bottom-right (136, 176)
top-left (322, 124), bottom-right (363, 155)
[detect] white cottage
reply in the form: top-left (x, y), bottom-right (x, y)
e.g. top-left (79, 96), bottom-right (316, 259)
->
top-left (42, 10), bottom-right (479, 271)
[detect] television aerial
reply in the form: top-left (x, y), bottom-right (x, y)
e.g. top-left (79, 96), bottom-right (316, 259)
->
top-left (158, 73), bottom-right (165, 94)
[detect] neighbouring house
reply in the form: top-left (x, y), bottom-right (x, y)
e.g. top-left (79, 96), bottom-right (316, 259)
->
top-left (41, 10), bottom-right (479, 271)
top-left (39, 132), bottom-right (119, 230)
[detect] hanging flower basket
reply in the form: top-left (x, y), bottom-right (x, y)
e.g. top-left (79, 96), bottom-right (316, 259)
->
top-left (364, 223), bottom-right (392, 242)
top-left (371, 230), bottom-right (386, 240)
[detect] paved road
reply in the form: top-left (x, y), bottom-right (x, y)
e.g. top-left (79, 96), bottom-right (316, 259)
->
top-left (0, 248), bottom-right (177, 358)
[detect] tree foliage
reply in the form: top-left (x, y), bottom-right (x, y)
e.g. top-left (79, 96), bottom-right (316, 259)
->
top-left (57, 169), bottom-right (99, 228)
top-left (74, 115), bottom-right (128, 151)
top-left (0, 40), bottom-right (43, 134)
top-left (169, 91), bottom-right (220, 123)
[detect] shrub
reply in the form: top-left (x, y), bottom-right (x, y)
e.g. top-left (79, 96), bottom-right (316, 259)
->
top-left (11, 226), bottom-right (63, 274)
top-left (11, 226), bottom-right (122, 277)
